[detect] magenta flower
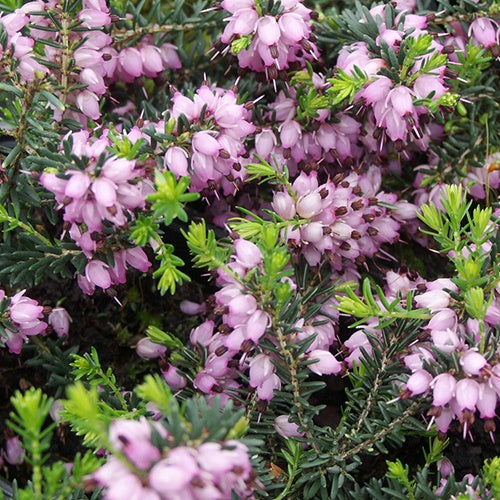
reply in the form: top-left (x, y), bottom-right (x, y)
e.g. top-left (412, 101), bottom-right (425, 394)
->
top-left (161, 364), bottom-right (187, 390)
top-left (2, 290), bottom-right (47, 354)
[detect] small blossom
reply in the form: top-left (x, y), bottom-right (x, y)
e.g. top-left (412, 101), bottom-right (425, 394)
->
top-left (405, 369), bottom-right (432, 396)
top-left (136, 338), bottom-right (167, 359)
top-left (48, 307), bottom-right (72, 337)
top-left (454, 378), bottom-right (480, 412)
top-left (460, 350), bottom-right (487, 376)
top-left (274, 415), bottom-right (303, 439)
top-left (431, 373), bottom-right (456, 407)
top-left (4, 435), bottom-right (25, 465)
top-left (307, 350), bottom-right (342, 376)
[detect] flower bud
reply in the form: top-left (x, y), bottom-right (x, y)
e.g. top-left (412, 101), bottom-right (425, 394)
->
top-left (438, 457), bottom-right (454, 478)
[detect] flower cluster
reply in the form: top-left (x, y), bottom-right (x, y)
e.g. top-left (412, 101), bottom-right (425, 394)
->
top-left (111, 36), bottom-right (181, 84)
top-left (339, 6), bottom-right (454, 150)
top-left (0, 4), bottom-right (49, 82)
top-left (91, 418), bottom-right (256, 499)
top-left (0, 289), bottom-right (47, 354)
top-left (255, 100), bottom-right (362, 171)
top-left (0, 0), bottom-right (181, 121)
top-left (403, 275), bottom-right (500, 440)
top-left (40, 129), bottom-right (151, 294)
top-left (185, 237), bottom-right (342, 405)
top-left (343, 267), bottom-right (500, 440)
top-left (161, 85), bottom-right (255, 196)
top-left (272, 166), bottom-right (417, 269)
top-left (217, 0), bottom-right (319, 82)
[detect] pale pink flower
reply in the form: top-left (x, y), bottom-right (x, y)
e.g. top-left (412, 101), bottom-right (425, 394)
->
top-left (136, 338), bottom-right (167, 359)
top-left (4, 435), bottom-right (25, 465)
top-left (405, 369), bottom-right (432, 395)
top-left (233, 239), bottom-right (263, 268)
top-left (85, 260), bottom-right (111, 290)
top-left (454, 378), bottom-right (480, 411)
top-left (48, 307), bottom-right (72, 337)
top-left (460, 350), bottom-right (487, 376)
top-left (307, 350), bottom-right (342, 376)
top-left (469, 18), bottom-right (499, 48)
top-left (274, 415), bottom-right (303, 438)
top-left (431, 373), bottom-right (456, 407)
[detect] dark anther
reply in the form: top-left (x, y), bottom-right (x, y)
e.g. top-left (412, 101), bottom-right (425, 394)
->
top-left (351, 199), bottom-right (364, 211)
top-left (319, 187), bottom-right (329, 199)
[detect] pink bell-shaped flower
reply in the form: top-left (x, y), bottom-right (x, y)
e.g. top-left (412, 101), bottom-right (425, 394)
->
top-left (307, 350), bottom-right (342, 376)
top-left (405, 369), bottom-right (432, 395)
top-left (136, 338), bottom-right (167, 359)
top-left (85, 260), bottom-right (111, 290)
top-left (431, 373), bottom-right (456, 407)
top-left (48, 307), bottom-right (72, 337)
top-left (460, 350), bottom-right (487, 376)
top-left (454, 378), bottom-right (480, 412)
top-left (233, 239), bottom-right (263, 268)
top-left (274, 415), bottom-right (303, 438)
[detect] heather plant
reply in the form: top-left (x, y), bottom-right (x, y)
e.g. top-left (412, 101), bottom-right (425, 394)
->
top-left (0, 0), bottom-right (498, 499)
